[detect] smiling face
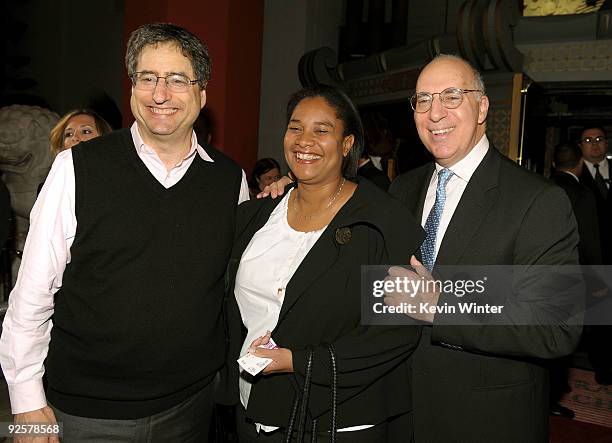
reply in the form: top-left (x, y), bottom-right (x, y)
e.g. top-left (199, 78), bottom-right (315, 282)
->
top-left (414, 58), bottom-right (489, 167)
top-left (130, 42), bottom-right (205, 149)
top-left (579, 127), bottom-right (608, 164)
top-left (284, 97), bottom-right (354, 185)
top-left (63, 114), bottom-right (100, 149)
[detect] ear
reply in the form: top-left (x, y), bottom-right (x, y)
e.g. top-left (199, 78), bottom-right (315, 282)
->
top-left (342, 134), bottom-right (355, 157)
top-left (478, 95), bottom-right (489, 125)
top-left (200, 89), bottom-right (207, 110)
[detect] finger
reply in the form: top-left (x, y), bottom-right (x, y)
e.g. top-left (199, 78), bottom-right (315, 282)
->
top-left (384, 296), bottom-right (402, 307)
top-left (249, 336), bottom-right (264, 351)
top-left (388, 266), bottom-right (417, 278)
top-left (251, 347), bottom-right (276, 359)
top-left (257, 187), bottom-right (271, 199)
top-left (260, 332), bottom-right (271, 345)
top-left (410, 256), bottom-right (432, 278)
top-left (270, 184), bottom-right (282, 199)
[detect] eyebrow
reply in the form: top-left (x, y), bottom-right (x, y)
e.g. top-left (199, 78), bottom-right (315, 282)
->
top-left (138, 70), bottom-right (190, 77)
top-left (289, 118), bottom-right (334, 127)
top-left (65, 124), bottom-right (94, 131)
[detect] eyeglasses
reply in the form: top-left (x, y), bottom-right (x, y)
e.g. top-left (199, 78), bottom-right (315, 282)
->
top-left (130, 72), bottom-right (199, 92)
top-left (410, 87), bottom-right (483, 113)
top-left (580, 136), bottom-right (607, 145)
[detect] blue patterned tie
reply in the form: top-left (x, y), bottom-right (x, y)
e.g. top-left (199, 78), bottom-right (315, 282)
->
top-left (421, 168), bottom-right (454, 271)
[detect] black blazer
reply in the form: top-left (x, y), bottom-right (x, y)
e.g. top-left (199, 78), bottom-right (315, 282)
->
top-left (579, 159), bottom-right (612, 264)
top-left (225, 179), bottom-right (424, 431)
top-left (390, 147), bottom-right (582, 442)
top-left (357, 161), bottom-right (391, 191)
top-left (552, 172), bottom-right (602, 265)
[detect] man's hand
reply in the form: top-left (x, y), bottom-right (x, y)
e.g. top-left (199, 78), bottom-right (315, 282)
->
top-left (256, 176), bottom-right (293, 199)
top-left (248, 333), bottom-right (294, 374)
top-left (384, 255), bottom-right (440, 323)
top-left (14, 406), bottom-right (60, 443)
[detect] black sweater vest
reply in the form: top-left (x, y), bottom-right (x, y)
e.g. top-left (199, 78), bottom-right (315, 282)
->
top-left (45, 129), bottom-right (241, 419)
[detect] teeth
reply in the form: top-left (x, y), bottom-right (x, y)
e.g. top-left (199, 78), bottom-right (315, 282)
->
top-left (150, 107), bottom-right (177, 115)
top-left (296, 152), bottom-right (321, 160)
top-left (431, 127), bottom-right (454, 135)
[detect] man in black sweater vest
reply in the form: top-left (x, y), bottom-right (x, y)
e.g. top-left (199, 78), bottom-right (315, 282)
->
top-left (0, 23), bottom-right (248, 442)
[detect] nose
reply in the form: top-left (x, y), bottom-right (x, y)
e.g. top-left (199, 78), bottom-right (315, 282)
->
top-left (428, 95), bottom-right (447, 122)
top-left (152, 78), bottom-right (171, 103)
top-left (296, 132), bottom-right (314, 148)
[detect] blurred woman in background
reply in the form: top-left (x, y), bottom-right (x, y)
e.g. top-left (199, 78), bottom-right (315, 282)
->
top-left (38, 109), bottom-right (113, 194)
top-left (49, 109), bottom-right (112, 157)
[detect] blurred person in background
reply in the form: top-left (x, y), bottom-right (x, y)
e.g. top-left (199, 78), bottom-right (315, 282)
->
top-left (49, 109), bottom-right (112, 156)
top-left (249, 157), bottom-right (281, 198)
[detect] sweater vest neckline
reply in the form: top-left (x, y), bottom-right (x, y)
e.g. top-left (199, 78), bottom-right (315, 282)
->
top-left (119, 132), bottom-right (207, 195)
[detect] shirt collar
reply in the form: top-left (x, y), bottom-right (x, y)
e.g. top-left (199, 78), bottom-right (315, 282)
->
top-left (434, 134), bottom-right (489, 182)
top-left (130, 122), bottom-right (214, 163)
top-left (583, 158), bottom-right (608, 175)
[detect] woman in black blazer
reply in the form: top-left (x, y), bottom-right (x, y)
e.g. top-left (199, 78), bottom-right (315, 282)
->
top-left (226, 86), bottom-right (424, 442)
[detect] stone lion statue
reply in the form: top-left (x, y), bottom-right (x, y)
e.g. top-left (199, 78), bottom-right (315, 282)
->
top-left (0, 105), bottom-right (59, 284)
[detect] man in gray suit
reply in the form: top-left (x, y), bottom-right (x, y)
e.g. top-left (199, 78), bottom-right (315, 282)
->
top-left (387, 54), bottom-right (582, 442)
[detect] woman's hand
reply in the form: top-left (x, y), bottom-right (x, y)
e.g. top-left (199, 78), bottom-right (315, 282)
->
top-left (256, 176), bottom-right (293, 199)
top-left (249, 333), bottom-right (294, 374)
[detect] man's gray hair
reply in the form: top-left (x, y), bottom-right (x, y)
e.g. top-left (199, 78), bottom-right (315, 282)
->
top-left (432, 54), bottom-right (486, 97)
top-left (125, 23), bottom-right (211, 89)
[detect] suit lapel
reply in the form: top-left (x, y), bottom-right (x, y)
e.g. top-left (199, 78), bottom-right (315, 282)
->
top-left (276, 231), bottom-right (340, 325)
top-left (435, 148), bottom-right (500, 266)
top-left (415, 170), bottom-right (432, 224)
top-left (580, 166), bottom-right (597, 194)
top-left (408, 165), bottom-right (434, 262)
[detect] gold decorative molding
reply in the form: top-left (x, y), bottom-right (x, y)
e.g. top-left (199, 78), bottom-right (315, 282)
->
top-left (523, 0), bottom-right (603, 17)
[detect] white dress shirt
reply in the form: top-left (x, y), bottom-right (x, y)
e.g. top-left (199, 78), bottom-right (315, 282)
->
top-left (421, 135), bottom-right (489, 261)
top-left (0, 122), bottom-right (249, 414)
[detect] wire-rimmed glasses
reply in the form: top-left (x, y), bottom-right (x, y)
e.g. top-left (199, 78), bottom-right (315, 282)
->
top-left (130, 72), bottom-right (200, 92)
top-left (410, 87), bottom-right (483, 113)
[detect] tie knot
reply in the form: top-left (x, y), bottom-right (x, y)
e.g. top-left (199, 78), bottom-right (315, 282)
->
top-left (594, 163), bottom-right (600, 169)
top-left (437, 168), bottom-right (453, 188)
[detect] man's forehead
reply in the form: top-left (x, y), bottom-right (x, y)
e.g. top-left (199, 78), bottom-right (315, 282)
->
top-left (135, 42), bottom-right (193, 73)
top-left (416, 60), bottom-right (473, 92)
top-left (582, 128), bottom-right (605, 137)
top-left (136, 42), bottom-right (186, 63)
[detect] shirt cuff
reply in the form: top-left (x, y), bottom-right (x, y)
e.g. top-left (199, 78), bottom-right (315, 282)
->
top-left (8, 379), bottom-right (47, 414)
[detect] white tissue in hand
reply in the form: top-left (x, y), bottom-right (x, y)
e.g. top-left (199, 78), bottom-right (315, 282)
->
top-left (237, 337), bottom-right (279, 376)
top-left (237, 353), bottom-right (273, 376)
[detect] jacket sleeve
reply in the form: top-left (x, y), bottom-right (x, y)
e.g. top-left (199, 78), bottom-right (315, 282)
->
top-left (431, 184), bottom-right (584, 359)
top-left (291, 226), bottom-right (422, 416)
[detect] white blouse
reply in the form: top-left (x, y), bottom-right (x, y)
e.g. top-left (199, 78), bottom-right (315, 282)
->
top-left (234, 189), bottom-right (373, 434)
top-left (235, 189), bottom-right (325, 412)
